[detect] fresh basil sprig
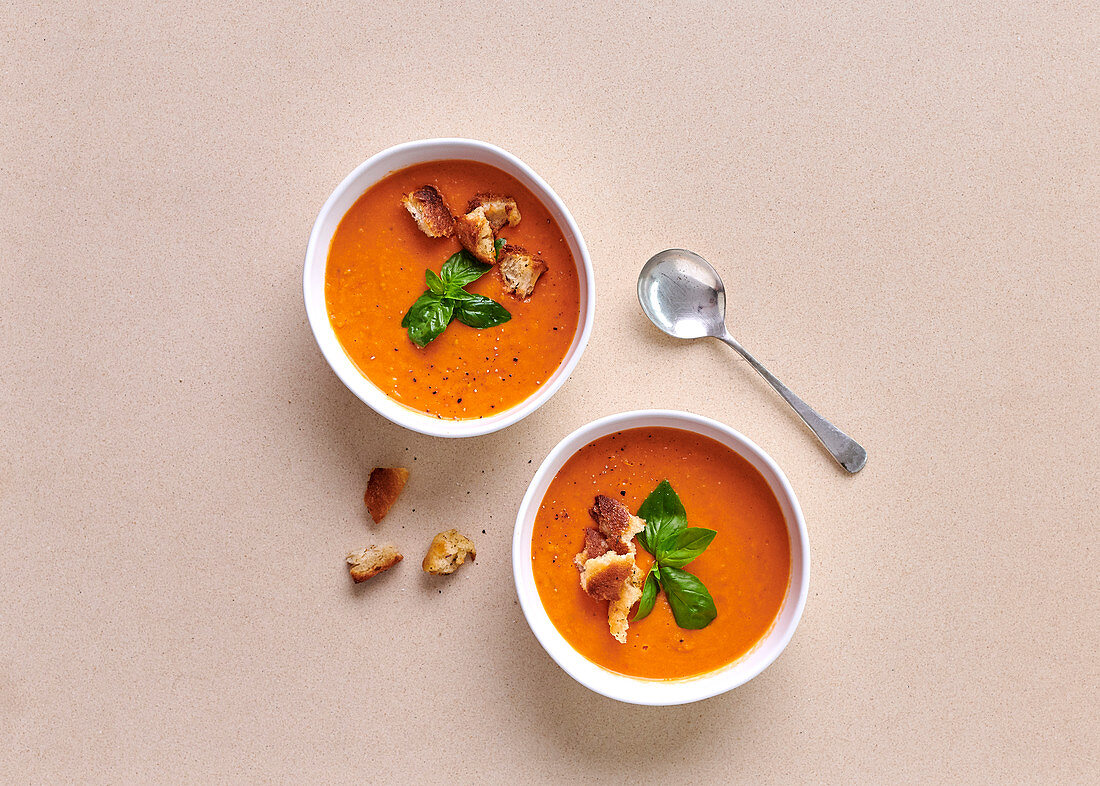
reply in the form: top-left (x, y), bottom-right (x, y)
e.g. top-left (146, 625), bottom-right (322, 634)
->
top-left (401, 250), bottom-right (511, 347)
top-left (632, 480), bottom-right (718, 629)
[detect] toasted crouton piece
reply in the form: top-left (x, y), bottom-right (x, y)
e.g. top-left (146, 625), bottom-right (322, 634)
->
top-left (575, 494), bottom-right (647, 642)
top-left (422, 529), bottom-right (477, 575)
top-left (574, 527), bottom-right (615, 570)
top-left (590, 495), bottom-right (646, 554)
top-left (466, 193), bottom-right (521, 231)
top-left (578, 550), bottom-right (635, 601)
top-left (346, 544), bottom-right (403, 582)
top-left (364, 467), bottom-right (409, 523)
top-left (497, 244), bottom-right (548, 299)
top-left (608, 565), bottom-right (645, 643)
top-left (453, 207), bottom-right (496, 264)
top-left (402, 185), bottom-right (454, 238)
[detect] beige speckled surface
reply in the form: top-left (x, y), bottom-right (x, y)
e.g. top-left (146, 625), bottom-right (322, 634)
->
top-left (2, 1), bottom-right (1097, 782)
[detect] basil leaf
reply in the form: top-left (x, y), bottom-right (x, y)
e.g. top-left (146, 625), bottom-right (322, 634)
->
top-left (425, 268), bottom-right (445, 294)
top-left (401, 292), bottom-right (439, 328)
top-left (402, 293), bottom-right (453, 347)
top-left (440, 250), bottom-right (491, 289)
top-left (637, 479), bottom-right (687, 555)
top-left (452, 294), bottom-right (511, 329)
top-left (657, 527), bottom-right (717, 568)
top-left (494, 236), bottom-right (506, 259)
top-left (659, 566), bottom-right (717, 629)
top-left (632, 571), bottom-right (659, 621)
top-left (443, 287), bottom-right (480, 301)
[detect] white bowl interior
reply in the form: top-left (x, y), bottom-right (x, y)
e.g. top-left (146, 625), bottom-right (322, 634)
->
top-left (512, 410), bottom-right (809, 705)
top-left (303, 139), bottom-right (594, 437)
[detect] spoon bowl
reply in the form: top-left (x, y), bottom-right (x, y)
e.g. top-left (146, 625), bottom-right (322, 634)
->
top-left (638, 249), bottom-right (727, 339)
top-left (638, 249), bottom-right (867, 474)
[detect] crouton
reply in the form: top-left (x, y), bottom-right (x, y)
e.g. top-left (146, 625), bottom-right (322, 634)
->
top-left (608, 565), bottom-right (645, 643)
top-left (497, 244), bottom-right (548, 299)
top-left (574, 495), bottom-right (647, 642)
top-left (422, 529), bottom-right (476, 575)
top-left (574, 527), bottom-right (613, 570)
top-left (346, 544), bottom-right (403, 582)
top-left (466, 193), bottom-right (521, 231)
top-left (402, 185), bottom-right (454, 238)
top-left (590, 494), bottom-right (646, 553)
top-left (364, 467), bottom-right (409, 523)
top-left (453, 207), bottom-right (496, 264)
top-left (578, 550), bottom-right (636, 601)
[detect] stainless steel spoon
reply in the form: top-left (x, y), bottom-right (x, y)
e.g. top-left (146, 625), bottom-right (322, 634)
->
top-left (638, 249), bottom-right (867, 473)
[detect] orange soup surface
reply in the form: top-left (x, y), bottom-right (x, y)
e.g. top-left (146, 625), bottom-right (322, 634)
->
top-left (325, 160), bottom-right (580, 419)
top-left (532, 428), bottom-right (792, 680)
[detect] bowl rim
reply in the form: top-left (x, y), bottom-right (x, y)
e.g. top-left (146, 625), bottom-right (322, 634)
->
top-left (303, 137), bottom-right (595, 438)
top-left (511, 409), bottom-right (810, 705)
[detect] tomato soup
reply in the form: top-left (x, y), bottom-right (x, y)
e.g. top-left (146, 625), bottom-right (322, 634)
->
top-left (532, 428), bottom-right (791, 680)
top-left (325, 160), bottom-right (580, 420)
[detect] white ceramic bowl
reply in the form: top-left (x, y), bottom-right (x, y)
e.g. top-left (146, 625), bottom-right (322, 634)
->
top-left (512, 410), bottom-right (810, 705)
top-left (303, 138), bottom-right (595, 438)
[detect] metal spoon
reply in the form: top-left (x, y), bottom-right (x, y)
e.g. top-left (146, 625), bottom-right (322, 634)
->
top-left (638, 249), bottom-right (867, 473)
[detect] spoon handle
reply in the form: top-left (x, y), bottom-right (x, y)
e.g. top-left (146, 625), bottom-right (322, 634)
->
top-left (716, 332), bottom-right (867, 473)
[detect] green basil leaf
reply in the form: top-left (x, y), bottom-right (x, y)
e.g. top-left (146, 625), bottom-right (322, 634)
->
top-left (632, 571), bottom-right (659, 621)
top-left (402, 293), bottom-right (453, 347)
top-left (443, 287), bottom-right (479, 301)
top-left (440, 250), bottom-right (491, 289)
top-left (637, 479), bottom-right (687, 555)
top-left (425, 268), bottom-right (445, 294)
top-left (659, 566), bottom-right (717, 629)
top-left (494, 236), bottom-right (506, 259)
top-left (452, 294), bottom-right (511, 329)
top-left (400, 292), bottom-right (439, 328)
top-left (657, 527), bottom-right (717, 568)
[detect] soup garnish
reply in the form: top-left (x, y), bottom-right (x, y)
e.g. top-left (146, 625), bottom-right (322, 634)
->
top-left (404, 183), bottom-right (547, 298)
top-left (632, 480), bottom-right (718, 629)
top-left (573, 495), bottom-right (646, 642)
top-left (401, 250), bottom-right (511, 347)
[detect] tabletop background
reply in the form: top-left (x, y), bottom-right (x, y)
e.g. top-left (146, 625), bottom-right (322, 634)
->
top-left (2, 1), bottom-right (1097, 782)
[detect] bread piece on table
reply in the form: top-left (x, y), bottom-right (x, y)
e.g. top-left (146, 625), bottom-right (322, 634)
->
top-left (364, 467), bottom-right (409, 523)
top-left (453, 207), bottom-right (497, 264)
top-left (402, 185), bottom-right (454, 238)
top-left (466, 193), bottom-right (521, 231)
top-left (608, 565), bottom-right (645, 643)
top-left (422, 529), bottom-right (476, 575)
top-left (497, 244), bottom-right (548, 299)
top-left (346, 545), bottom-right (403, 582)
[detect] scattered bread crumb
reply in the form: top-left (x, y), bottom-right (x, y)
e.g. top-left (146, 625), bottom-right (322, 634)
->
top-left (497, 244), bottom-right (548, 299)
top-left (466, 193), bottom-right (521, 232)
top-left (346, 544), bottom-right (403, 582)
top-left (364, 467), bottom-right (409, 523)
top-left (402, 185), bottom-right (454, 238)
top-left (422, 529), bottom-right (476, 575)
top-left (453, 207), bottom-right (496, 264)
